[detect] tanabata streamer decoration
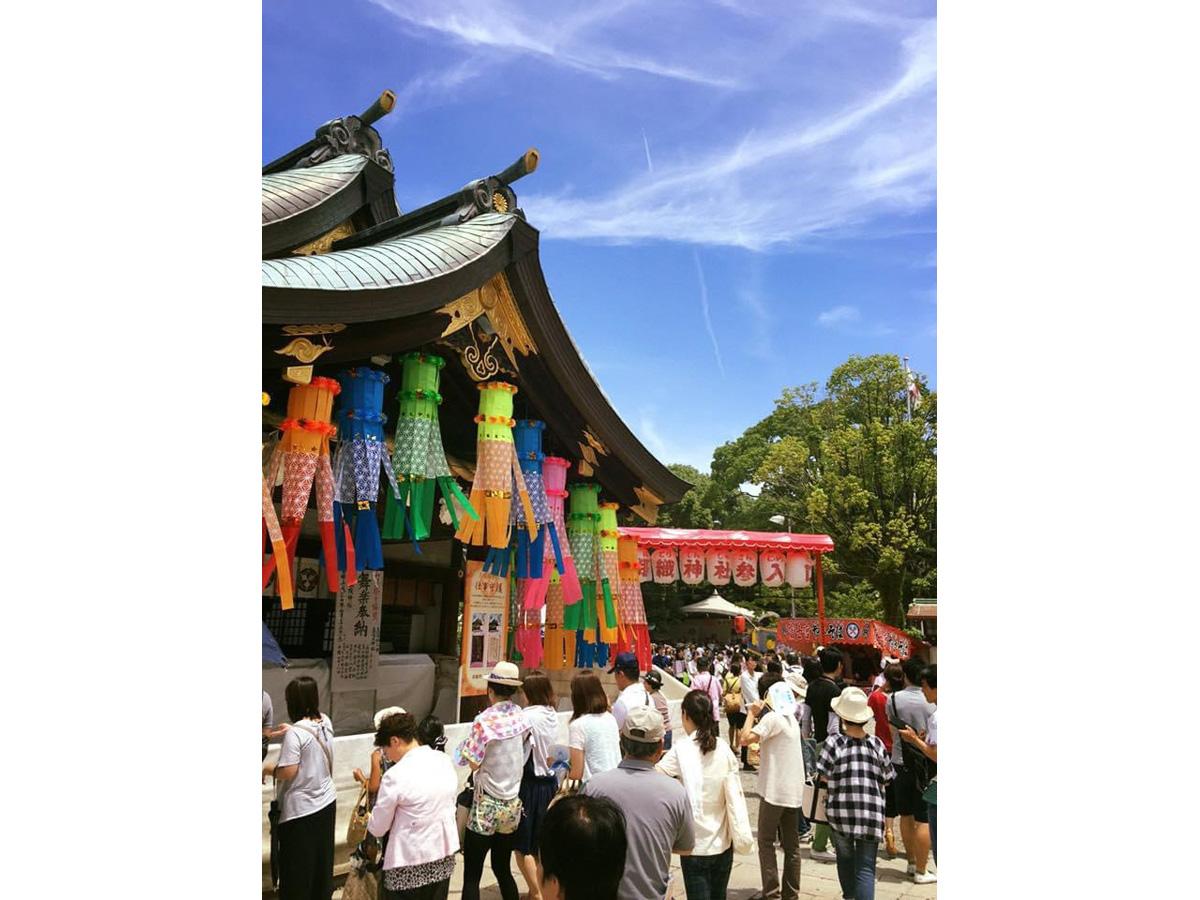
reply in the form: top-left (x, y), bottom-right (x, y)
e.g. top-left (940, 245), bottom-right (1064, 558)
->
top-left (262, 475), bottom-right (294, 610)
top-left (383, 353), bottom-right (477, 543)
top-left (332, 367), bottom-right (401, 574)
top-left (567, 483), bottom-right (612, 668)
top-left (512, 420), bottom-right (565, 594)
top-left (597, 503), bottom-right (622, 649)
top-left (542, 569), bottom-right (576, 671)
top-left (263, 377), bottom-right (341, 597)
top-left (543, 457), bottom-right (582, 605)
top-left (455, 383), bottom-right (537, 574)
top-left (615, 535), bottom-right (651, 671)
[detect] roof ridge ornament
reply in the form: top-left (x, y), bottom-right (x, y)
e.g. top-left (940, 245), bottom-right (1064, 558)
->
top-left (263, 90), bottom-right (397, 175)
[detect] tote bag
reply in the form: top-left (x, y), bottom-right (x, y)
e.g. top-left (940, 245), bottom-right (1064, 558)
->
top-left (801, 778), bottom-right (828, 826)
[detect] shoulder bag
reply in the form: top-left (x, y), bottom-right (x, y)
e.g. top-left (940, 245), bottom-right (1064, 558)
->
top-left (346, 780), bottom-right (372, 849)
top-left (889, 696), bottom-right (933, 792)
top-left (722, 764), bottom-right (757, 855)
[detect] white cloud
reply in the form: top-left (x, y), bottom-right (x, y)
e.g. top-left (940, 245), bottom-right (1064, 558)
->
top-left (817, 305), bottom-right (861, 326)
top-left (637, 408), bottom-right (715, 472)
top-left (693, 251), bottom-right (725, 377)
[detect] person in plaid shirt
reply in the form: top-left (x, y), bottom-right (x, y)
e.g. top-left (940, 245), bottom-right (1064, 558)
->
top-left (816, 688), bottom-right (895, 900)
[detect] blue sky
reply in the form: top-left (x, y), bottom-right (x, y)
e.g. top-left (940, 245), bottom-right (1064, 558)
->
top-left (264, 0), bottom-right (936, 473)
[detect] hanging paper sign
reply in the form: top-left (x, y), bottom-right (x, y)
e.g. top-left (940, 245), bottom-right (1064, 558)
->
top-left (785, 551), bottom-right (813, 588)
top-left (732, 549), bottom-right (758, 587)
top-left (637, 545), bottom-right (653, 583)
top-left (651, 547), bottom-right (678, 584)
top-left (460, 560), bottom-right (511, 697)
top-left (296, 557), bottom-right (321, 599)
top-left (331, 570), bottom-right (383, 692)
top-left (706, 548), bottom-right (731, 585)
top-left (679, 547), bottom-right (705, 585)
top-left (776, 618), bottom-right (914, 660)
top-left (760, 549), bottom-right (787, 587)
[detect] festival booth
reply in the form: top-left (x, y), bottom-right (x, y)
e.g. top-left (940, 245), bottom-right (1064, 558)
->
top-left (776, 616), bottom-right (921, 685)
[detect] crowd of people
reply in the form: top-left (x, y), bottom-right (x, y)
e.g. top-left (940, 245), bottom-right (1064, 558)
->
top-left (261, 642), bottom-right (938, 900)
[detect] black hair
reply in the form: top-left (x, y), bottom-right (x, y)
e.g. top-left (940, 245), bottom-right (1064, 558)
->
top-left (540, 795), bottom-right (626, 900)
top-left (417, 714), bottom-right (446, 751)
top-left (801, 657), bottom-right (822, 682)
top-left (681, 690), bottom-right (720, 754)
top-left (766, 661), bottom-right (783, 675)
top-left (883, 663), bottom-right (905, 691)
top-left (818, 647), bottom-right (844, 674)
top-left (729, 662), bottom-right (742, 677)
top-left (785, 652), bottom-right (798, 665)
top-left (489, 681), bottom-right (519, 699)
top-left (374, 711), bottom-right (417, 747)
top-left (619, 736), bottom-right (661, 759)
top-left (696, 656), bottom-right (711, 672)
top-left (285, 676), bottom-right (321, 722)
top-left (757, 671), bottom-right (784, 697)
top-left (902, 657), bottom-right (926, 686)
top-left (921, 664), bottom-right (936, 690)
top-left (522, 671), bottom-right (556, 708)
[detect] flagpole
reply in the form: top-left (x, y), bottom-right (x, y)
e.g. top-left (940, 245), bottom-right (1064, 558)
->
top-left (903, 355), bottom-right (912, 422)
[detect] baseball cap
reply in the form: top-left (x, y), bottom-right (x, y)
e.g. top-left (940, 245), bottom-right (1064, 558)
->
top-left (607, 651), bottom-right (640, 677)
top-left (620, 704), bottom-right (665, 743)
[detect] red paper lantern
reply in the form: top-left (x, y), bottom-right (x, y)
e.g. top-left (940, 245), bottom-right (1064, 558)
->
top-left (733, 548), bottom-right (758, 587)
top-left (733, 615), bottom-right (746, 634)
top-left (679, 547), bottom-right (705, 585)
top-left (760, 549), bottom-right (787, 587)
top-left (705, 548), bottom-right (731, 586)
top-left (651, 547), bottom-right (679, 584)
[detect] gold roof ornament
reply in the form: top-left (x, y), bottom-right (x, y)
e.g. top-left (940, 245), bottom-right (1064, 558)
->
top-left (276, 336), bottom-right (334, 364)
top-left (631, 485), bottom-right (664, 524)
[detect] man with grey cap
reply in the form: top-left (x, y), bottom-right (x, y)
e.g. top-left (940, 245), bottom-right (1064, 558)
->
top-left (582, 704), bottom-right (696, 900)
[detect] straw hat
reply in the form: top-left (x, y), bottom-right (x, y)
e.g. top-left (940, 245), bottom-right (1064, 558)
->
top-left (487, 660), bottom-right (524, 687)
top-left (831, 687), bottom-right (873, 725)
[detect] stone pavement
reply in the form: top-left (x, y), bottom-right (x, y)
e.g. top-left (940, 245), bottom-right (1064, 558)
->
top-left (325, 762), bottom-right (936, 900)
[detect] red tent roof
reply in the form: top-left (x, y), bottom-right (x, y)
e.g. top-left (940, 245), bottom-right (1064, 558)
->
top-left (619, 527), bottom-right (834, 553)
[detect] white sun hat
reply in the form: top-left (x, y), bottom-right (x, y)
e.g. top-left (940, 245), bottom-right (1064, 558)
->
top-left (373, 706), bottom-right (407, 730)
top-left (831, 687), bottom-right (873, 725)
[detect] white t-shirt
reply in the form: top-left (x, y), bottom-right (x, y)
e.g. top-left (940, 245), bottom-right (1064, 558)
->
top-left (568, 712), bottom-right (621, 780)
top-left (276, 714), bottom-right (336, 823)
top-left (927, 709), bottom-right (937, 747)
top-left (752, 710), bottom-right (804, 808)
top-left (612, 681), bottom-right (651, 729)
top-left (740, 670), bottom-right (760, 706)
top-left (524, 705), bottom-right (560, 778)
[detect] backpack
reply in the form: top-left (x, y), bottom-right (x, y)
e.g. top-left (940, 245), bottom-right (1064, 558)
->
top-left (722, 672), bottom-right (742, 714)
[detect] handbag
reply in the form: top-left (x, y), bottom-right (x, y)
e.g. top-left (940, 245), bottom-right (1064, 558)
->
top-left (921, 776), bottom-right (937, 806)
top-left (346, 781), bottom-right (371, 849)
top-left (341, 866), bottom-right (380, 900)
top-left (802, 778), bottom-right (828, 825)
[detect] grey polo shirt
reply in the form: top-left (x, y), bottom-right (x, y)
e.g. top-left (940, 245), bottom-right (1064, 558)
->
top-left (582, 758), bottom-right (695, 900)
top-left (888, 686), bottom-right (936, 765)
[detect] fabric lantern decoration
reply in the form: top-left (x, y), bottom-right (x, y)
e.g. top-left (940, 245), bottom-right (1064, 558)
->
top-left (679, 546), bottom-right (705, 585)
top-left (637, 545), bottom-right (653, 583)
top-left (733, 615), bottom-right (747, 634)
top-left (567, 483), bottom-right (612, 668)
top-left (705, 548), bottom-right (731, 586)
top-left (514, 606), bottom-right (543, 669)
top-left (262, 475), bottom-right (293, 610)
top-left (732, 548), bottom-right (758, 587)
top-left (615, 535), bottom-right (651, 671)
top-left (652, 547), bottom-right (679, 584)
top-left (454, 382), bottom-right (537, 574)
top-left (759, 549), bottom-right (787, 588)
top-left (785, 551), bottom-right (813, 588)
top-left (542, 568), bottom-right (576, 671)
top-left (596, 502), bottom-right (622, 647)
top-left (263, 377), bottom-right (341, 597)
top-left (383, 352), bottom-right (477, 543)
top-left (543, 456), bottom-right (582, 605)
top-left (330, 367), bottom-right (401, 574)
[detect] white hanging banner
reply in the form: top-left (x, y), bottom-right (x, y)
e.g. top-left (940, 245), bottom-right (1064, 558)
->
top-left (331, 570), bottom-right (383, 692)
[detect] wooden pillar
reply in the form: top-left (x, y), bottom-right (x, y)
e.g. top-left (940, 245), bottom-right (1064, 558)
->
top-left (816, 553), bottom-right (826, 639)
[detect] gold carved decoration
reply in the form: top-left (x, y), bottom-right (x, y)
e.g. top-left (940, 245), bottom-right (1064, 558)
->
top-left (582, 430), bottom-right (609, 457)
top-left (282, 323), bottom-right (347, 336)
top-left (631, 485), bottom-right (664, 525)
top-left (276, 336), bottom-right (334, 364)
top-left (291, 220), bottom-right (355, 256)
top-left (283, 365), bottom-right (314, 385)
top-left (438, 273), bottom-right (537, 371)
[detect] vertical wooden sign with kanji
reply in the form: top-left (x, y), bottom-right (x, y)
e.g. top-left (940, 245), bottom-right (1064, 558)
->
top-left (332, 569), bottom-right (383, 692)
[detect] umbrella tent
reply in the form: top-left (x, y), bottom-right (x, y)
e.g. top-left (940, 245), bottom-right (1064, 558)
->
top-left (678, 591), bottom-right (758, 619)
top-left (262, 621), bottom-right (288, 668)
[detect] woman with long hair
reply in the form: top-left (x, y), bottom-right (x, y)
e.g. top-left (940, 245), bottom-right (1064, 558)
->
top-left (656, 689), bottom-right (752, 900)
top-left (566, 671), bottom-right (620, 782)
top-left (262, 676), bottom-right (336, 900)
top-left (513, 671), bottom-right (559, 900)
top-left (868, 663), bottom-right (905, 857)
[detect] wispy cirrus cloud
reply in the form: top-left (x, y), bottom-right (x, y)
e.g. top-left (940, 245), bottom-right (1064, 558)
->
top-left (692, 250), bottom-right (725, 377)
top-left (817, 305), bottom-right (862, 327)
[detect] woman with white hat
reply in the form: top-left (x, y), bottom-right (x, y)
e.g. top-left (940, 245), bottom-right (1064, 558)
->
top-left (816, 687), bottom-right (896, 900)
top-left (353, 706), bottom-right (408, 798)
top-left (453, 661), bottom-right (531, 900)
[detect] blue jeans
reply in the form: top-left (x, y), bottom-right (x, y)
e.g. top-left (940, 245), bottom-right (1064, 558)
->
top-left (928, 802), bottom-right (937, 863)
top-left (680, 845), bottom-right (734, 900)
top-left (828, 830), bottom-right (878, 900)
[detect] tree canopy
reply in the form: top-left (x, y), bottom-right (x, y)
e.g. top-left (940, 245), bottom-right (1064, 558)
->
top-left (656, 354), bottom-right (936, 626)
